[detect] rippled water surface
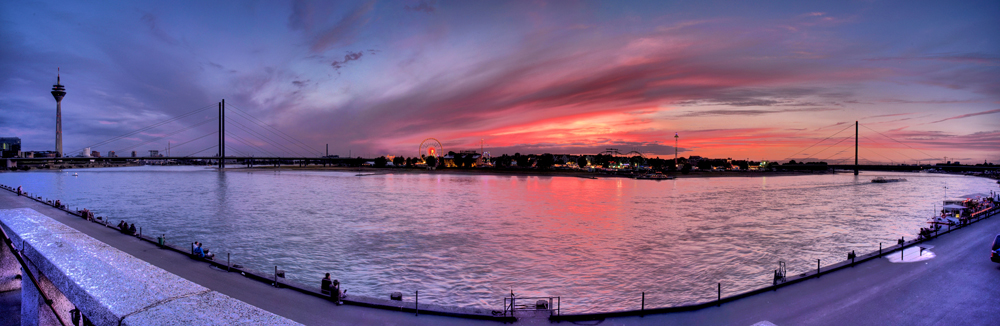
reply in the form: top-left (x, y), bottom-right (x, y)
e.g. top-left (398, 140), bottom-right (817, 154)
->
top-left (1, 167), bottom-right (996, 312)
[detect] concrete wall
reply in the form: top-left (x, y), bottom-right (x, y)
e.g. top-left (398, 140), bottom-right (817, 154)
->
top-left (0, 208), bottom-right (301, 326)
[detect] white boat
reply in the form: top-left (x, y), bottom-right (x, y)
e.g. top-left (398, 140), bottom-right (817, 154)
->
top-left (72, 173), bottom-right (78, 176)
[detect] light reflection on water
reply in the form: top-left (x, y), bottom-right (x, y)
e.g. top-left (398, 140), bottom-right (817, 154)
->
top-left (1, 167), bottom-right (995, 312)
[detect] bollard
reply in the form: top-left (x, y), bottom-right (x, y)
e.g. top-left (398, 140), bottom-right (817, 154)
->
top-left (901, 246), bottom-right (904, 261)
top-left (227, 253), bottom-right (231, 272)
top-left (879, 243), bottom-right (882, 257)
top-left (274, 266), bottom-right (279, 288)
top-left (415, 290), bottom-right (419, 316)
top-left (139, 227), bottom-right (142, 238)
top-left (641, 292), bottom-right (645, 313)
top-left (817, 259), bottom-right (820, 277)
top-left (717, 283), bottom-right (721, 306)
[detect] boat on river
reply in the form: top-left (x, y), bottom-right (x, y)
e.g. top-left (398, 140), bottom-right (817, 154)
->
top-left (635, 172), bottom-right (675, 180)
top-left (871, 177), bottom-right (906, 183)
top-left (926, 194), bottom-right (996, 230)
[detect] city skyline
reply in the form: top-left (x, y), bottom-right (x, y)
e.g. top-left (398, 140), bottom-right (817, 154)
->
top-left (0, 1), bottom-right (997, 163)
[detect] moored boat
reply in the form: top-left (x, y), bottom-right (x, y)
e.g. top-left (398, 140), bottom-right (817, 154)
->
top-left (635, 172), bottom-right (675, 180)
top-left (871, 177), bottom-right (906, 183)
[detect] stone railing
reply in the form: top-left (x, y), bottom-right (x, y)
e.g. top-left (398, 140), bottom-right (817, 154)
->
top-left (0, 208), bottom-right (300, 326)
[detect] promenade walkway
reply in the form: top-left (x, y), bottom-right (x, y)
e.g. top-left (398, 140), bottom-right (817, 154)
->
top-left (0, 191), bottom-right (500, 326)
top-left (596, 208), bottom-right (1000, 325)
top-left (2, 188), bottom-right (998, 325)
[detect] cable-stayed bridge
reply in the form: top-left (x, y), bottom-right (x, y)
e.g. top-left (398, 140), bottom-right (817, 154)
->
top-left (9, 100), bottom-right (369, 168)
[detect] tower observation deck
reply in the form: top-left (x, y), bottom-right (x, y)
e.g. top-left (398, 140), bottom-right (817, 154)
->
top-left (51, 69), bottom-right (66, 157)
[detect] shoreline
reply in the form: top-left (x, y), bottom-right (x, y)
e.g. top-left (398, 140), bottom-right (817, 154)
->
top-left (232, 165), bottom-right (852, 179)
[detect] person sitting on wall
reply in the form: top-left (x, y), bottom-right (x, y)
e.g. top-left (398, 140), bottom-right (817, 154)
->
top-left (194, 242), bottom-right (205, 258)
top-left (203, 247), bottom-right (215, 260)
top-left (128, 223), bottom-right (137, 236)
top-left (321, 273), bottom-right (332, 295)
top-left (117, 221), bottom-right (125, 231)
top-left (331, 280), bottom-right (344, 305)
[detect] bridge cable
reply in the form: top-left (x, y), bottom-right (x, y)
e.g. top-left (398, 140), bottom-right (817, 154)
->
top-left (160, 131), bottom-right (218, 154)
top-left (782, 123), bottom-right (855, 162)
top-left (224, 119), bottom-right (293, 157)
top-left (225, 103), bottom-right (323, 156)
top-left (185, 144), bottom-right (218, 158)
top-left (860, 136), bottom-right (920, 162)
top-left (224, 107), bottom-right (315, 156)
top-left (114, 117), bottom-right (218, 155)
top-left (860, 125), bottom-right (937, 160)
top-left (226, 105), bottom-right (320, 156)
top-left (68, 103), bottom-right (216, 155)
top-left (799, 136), bottom-right (853, 161)
top-left (225, 131), bottom-right (279, 157)
top-left (224, 117), bottom-right (301, 156)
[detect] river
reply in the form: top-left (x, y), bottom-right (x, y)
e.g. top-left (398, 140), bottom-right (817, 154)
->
top-left (0, 166), bottom-right (995, 313)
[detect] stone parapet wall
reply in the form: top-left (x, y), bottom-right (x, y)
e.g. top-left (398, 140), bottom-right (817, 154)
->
top-left (0, 208), bottom-right (300, 326)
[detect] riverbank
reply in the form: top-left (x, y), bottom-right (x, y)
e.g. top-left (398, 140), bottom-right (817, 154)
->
top-left (233, 165), bottom-right (836, 179)
top-left (1, 181), bottom-right (997, 324)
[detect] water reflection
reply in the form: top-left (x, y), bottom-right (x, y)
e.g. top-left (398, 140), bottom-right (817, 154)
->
top-left (0, 167), bottom-right (994, 312)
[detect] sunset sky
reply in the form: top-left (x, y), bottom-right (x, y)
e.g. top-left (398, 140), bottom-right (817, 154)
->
top-left (1, 1), bottom-right (997, 164)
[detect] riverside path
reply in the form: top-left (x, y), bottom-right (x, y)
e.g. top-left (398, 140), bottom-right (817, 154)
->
top-left (2, 187), bottom-right (998, 325)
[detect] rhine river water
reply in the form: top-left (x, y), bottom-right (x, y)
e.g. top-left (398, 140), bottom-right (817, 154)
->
top-left (0, 166), bottom-right (996, 313)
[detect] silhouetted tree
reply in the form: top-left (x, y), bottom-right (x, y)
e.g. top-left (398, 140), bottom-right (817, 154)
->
top-left (681, 163), bottom-right (692, 174)
top-left (697, 160), bottom-right (712, 171)
top-left (537, 153), bottom-right (555, 169)
top-left (375, 156), bottom-right (388, 168)
top-left (425, 156), bottom-right (437, 168)
top-left (516, 154), bottom-right (530, 168)
top-left (393, 156), bottom-right (405, 166)
top-left (577, 156), bottom-right (588, 168)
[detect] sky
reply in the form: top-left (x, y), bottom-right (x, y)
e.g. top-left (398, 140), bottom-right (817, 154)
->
top-left (1, 0), bottom-right (998, 164)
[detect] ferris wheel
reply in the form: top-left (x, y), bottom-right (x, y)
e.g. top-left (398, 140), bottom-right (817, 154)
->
top-left (419, 138), bottom-right (443, 159)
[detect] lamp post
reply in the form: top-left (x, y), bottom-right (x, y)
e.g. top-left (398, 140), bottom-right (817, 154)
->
top-left (674, 133), bottom-right (679, 169)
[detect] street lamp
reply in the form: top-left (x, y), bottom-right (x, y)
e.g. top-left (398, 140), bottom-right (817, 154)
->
top-left (674, 133), bottom-right (679, 169)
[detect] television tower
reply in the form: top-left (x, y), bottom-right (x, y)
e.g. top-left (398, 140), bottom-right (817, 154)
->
top-left (51, 68), bottom-right (66, 157)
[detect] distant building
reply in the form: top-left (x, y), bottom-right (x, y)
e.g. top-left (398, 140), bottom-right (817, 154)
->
top-left (443, 150), bottom-right (482, 168)
top-left (148, 150), bottom-right (159, 157)
top-left (25, 151), bottom-right (57, 158)
top-left (108, 151), bottom-right (116, 157)
top-left (83, 147), bottom-right (92, 157)
top-left (91, 151), bottom-right (101, 158)
top-left (0, 137), bottom-right (21, 158)
top-left (131, 151), bottom-right (137, 158)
